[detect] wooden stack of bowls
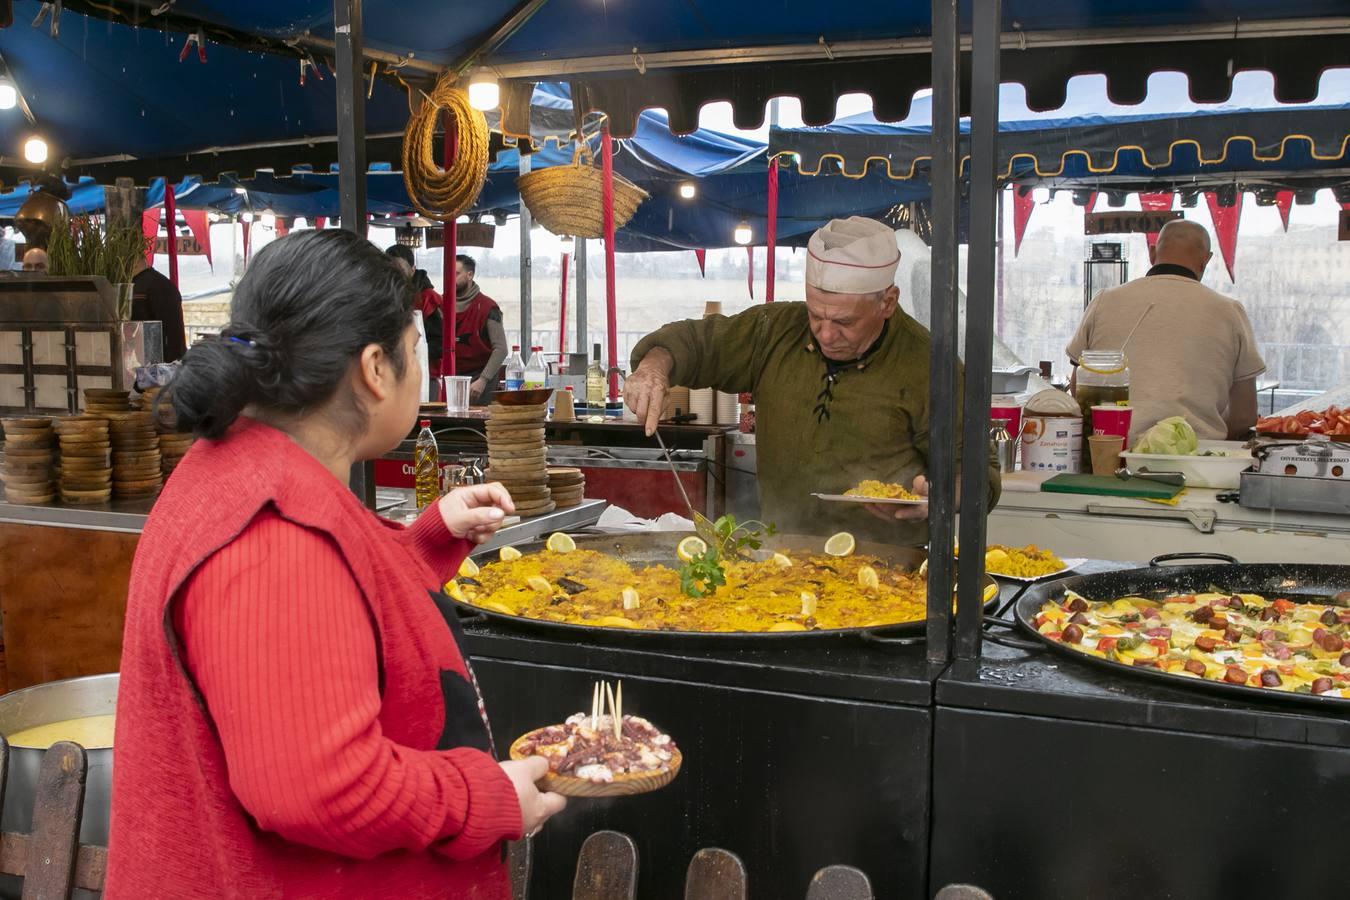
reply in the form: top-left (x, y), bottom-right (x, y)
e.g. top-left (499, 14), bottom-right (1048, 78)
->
top-left (2, 417), bottom-right (56, 505)
top-left (83, 388), bottom-right (132, 415)
top-left (547, 467), bottom-right (585, 510)
top-left (485, 401), bottom-right (553, 518)
top-left (158, 432), bottom-right (195, 480)
top-left (54, 416), bottom-right (112, 505)
top-left (108, 411), bottom-right (162, 499)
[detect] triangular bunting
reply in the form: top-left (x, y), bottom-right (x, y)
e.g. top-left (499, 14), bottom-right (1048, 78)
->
top-left (1204, 191), bottom-right (1242, 283)
top-left (141, 208), bottom-right (161, 267)
top-left (1139, 192), bottom-right (1174, 251)
top-left (1012, 188), bottom-right (1036, 256)
top-left (182, 210), bottom-right (212, 268)
top-left (1274, 191), bottom-right (1294, 232)
top-left (746, 246), bottom-right (754, 300)
top-left (694, 248), bottom-right (707, 277)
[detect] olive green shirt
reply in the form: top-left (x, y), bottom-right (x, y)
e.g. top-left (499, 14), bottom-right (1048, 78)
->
top-left (632, 302), bottom-right (1001, 546)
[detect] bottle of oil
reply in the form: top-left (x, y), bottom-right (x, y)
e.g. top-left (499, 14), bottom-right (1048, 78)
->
top-left (414, 419), bottom-right (440, 509)
top-left (585, 342), bottom-right (605, 410)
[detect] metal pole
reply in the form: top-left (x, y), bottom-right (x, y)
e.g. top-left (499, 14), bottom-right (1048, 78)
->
top-left (574, 238), bottom-right (589, 353)
top-left (519, 153), bottom-right (533, 350)
top-left (996, 187), bottom-right (1006, 338)
top-left (925, 0), bottom-right (960, 664)
top-left (164, 180), bottom-right (179, 287)
top-left (956, 0), bottom-right (1002, 661)
top-left (334, 0), bottom-right (375, 507)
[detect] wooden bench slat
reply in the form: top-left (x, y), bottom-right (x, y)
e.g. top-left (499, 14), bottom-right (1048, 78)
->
top-left (572, 830), bottom-right (638, 900)
top-left (20, 741), bottom-right (86, 900)
top-left (684, 847), bottom-right (747, 900)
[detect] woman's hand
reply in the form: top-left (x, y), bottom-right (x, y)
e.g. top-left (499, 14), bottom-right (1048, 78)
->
top-left (438, 483), bottom-right (515, 543)
top-left (500, 757), bottom-right (567, 838)
top-left (470, 378), bottom-right (487, 399)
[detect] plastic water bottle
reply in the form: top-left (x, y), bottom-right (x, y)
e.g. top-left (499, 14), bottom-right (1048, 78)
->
top-left (503, 345), bottom-right (525, 392)
top-left (523, 346), bottom-right (547, 390)
top-left (414, 419), bottom-right (440, 510)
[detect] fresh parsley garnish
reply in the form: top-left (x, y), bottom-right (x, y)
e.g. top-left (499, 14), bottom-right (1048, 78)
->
top-left (677, 516), bottom-right (777, 597)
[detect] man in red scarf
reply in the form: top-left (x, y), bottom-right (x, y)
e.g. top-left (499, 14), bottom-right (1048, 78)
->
top-left (454, 254), bottom-right (508, 405)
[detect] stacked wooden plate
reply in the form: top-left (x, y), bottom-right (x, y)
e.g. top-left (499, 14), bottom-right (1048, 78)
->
top-left (83, 388), bottom-right (132, 415)
top-left (547, 467), bottom-right (585, 510)
top-left (54, 416), bottom-right (112, 505)
top-left (2, 417), bottom-right (56, 505)
top-left (159, 432), bottom-right (195, 480)
top-left (108, 411), bottom-right (163, 499)
top-left (485, 401), bottom-right (553, 518)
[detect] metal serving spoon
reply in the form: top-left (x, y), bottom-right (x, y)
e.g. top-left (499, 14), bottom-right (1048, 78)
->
top-left (1114, 467), bottom-right (1186, 487)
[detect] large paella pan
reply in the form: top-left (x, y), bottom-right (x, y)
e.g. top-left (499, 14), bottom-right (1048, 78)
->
top-left (450, 532), bottom-right (999, 647)
top-left (1007, 554), bottom-right (1350, 709)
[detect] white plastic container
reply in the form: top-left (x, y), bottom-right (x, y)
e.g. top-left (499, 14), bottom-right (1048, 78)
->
top-left (1021, 415), bottom-right (1083, 473)
top-left (1119, 440), bottom-right (1254, 489)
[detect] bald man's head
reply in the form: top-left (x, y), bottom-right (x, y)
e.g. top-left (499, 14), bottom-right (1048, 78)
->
top-left (1151, 219), bottom-right (1213, 277)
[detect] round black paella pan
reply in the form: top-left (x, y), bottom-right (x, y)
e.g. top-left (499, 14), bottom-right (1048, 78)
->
top-left (1004, 553), bottom-right (1350, 710)
top-left (453, 532), bottom-right (999, 649)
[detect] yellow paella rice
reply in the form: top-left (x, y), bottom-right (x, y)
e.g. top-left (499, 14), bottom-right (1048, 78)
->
top-left (843, 480), bottom-right (922, 501)
top-left (455, 549), bottom-right (930, 633)
top-left (983, 544), bottom-right (1067, 579)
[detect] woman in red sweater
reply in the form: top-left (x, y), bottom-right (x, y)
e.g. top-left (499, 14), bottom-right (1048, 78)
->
top-left (107, 229), bottom-right (565, 899)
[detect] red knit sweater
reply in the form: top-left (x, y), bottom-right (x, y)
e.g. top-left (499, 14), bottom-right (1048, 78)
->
top-left (106, 418), bottom-right (521, 899)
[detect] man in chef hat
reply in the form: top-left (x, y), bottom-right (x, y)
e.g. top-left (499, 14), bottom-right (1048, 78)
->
top-left (627, 216), bottom-right (999, 546)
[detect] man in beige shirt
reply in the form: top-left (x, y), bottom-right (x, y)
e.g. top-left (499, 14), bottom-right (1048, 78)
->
top-left (1067, 220), bottom-right (1265, 443)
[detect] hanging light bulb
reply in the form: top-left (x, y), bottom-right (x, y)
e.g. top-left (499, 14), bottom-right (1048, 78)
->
top-left (734, 220), bottom-right (752, 245)
top-left (678, 182), bottom-right (697, 200)
top-left (23, 136), bottom-right (48, 164)
top-left (467, 70), bottom-right (500, 111)
top-left (242, 212), bottom-right (255, 223)
top-left (0, 79), bottom-right (17, 111)
top-left (260, 212), bottom-right (277, 228)
top-left (234, 186), bottom-right (248, 196)
top-left (208, 212), bottom-right (224, 223)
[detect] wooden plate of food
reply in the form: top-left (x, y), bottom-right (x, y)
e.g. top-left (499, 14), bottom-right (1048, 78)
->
top-left (509, 681), bottom-right (682, 798)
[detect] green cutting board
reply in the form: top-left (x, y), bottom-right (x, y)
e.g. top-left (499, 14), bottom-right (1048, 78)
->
top-left (1041, 473), bottom-right (1182, 499)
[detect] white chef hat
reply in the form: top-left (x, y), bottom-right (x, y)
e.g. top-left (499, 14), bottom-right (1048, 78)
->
top-left (805, 216), bottom-right (901, 294)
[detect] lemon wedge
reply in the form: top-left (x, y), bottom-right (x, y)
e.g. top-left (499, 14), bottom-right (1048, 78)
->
top-left (983, 582), bottom-right (999, 603)
top-left (444, 581), bottom-right (467, 602)
top-left (526, 576), bottom-right (552, 594)
top-left (677, 536), bottom-right (708, 563)
top-left (499, 546), bottom-right (522, 562)
top-left (858, 566), bottom-right (880, 590)
top-left (771, 552), bottom-right (793, 569)
top-left (621, 587), bottom-right (641, 610)
top-left (546, 532), bottom-right (576, 553)
top-left (824, 532), bottom-right (855, 557)
top-left (457, 557), bottom-right (480, 578)
top-left (800, 591), bottom-right (818, 617)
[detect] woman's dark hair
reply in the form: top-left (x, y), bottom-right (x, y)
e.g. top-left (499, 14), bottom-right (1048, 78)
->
top-left (411, 269), bottom-right (435, 293)
top-left (169, 229), bottom-right (414, 439)
top-left (385, 243), bottom-right (415, 268)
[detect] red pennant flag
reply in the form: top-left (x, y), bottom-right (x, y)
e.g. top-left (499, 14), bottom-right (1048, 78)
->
top-left (275, 218), bottom-right (289, 238)
top-left (1204, 192), bottom-right (1242, 283)
top-left (1012, 188), bottom-right (1036, 256)
top-left (241, 219), bottom-right (252, 263)
top-left (694, 249), bottom-right (706, 277)
top-left (1274, 191), bottom-right (1294, 232)
top-left (1086, 192), bottom-right (1099, 214)
top-left (141, 208), bottom-right (161, 267)
top-left (164, 182), bottom-right (180, 287)
top-left (746, 246), bottom-right (754, 300)
top-left (315, 216), bottom-right (327, 230)
top-left (181, 210), bottom-right (212, 267)
top-left (1139, 192), bottom-right (1174, 250)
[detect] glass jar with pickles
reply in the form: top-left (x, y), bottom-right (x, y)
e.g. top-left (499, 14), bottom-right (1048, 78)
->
top-left (1074, 350), bottom-right (1130, 452)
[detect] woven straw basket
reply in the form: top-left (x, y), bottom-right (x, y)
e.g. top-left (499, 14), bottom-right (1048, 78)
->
top-left (517, 143), bottom-right (649, 239)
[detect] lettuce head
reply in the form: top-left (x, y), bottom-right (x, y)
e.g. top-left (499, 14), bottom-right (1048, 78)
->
top-left (1132, 416), bottom-right (1198, 455)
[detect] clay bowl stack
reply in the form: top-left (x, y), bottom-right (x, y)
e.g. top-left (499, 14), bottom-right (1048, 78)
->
top-left (158, 432), bottom-right (195, 480)
top-left (83, 388), bottom-right (132, 415)
top-left (485, 401), bottom-right (554, 518)
top-left (53, 416), bottom-right (113, 505)
top-left (2, 417), bottom-right (57, 505)
top-left (107, 412), bottom-right (163, 499)
top-left (547, 467), bottom-right (585, 510)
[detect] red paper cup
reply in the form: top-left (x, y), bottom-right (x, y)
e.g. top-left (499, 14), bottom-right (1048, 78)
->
top-left (990, 403), bottom-right (1023, 437)
top-left (1091, 405), bottom-right (1133, 439)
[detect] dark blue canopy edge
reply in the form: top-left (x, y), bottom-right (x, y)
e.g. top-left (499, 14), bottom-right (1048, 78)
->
top-left (23, 1), bottom-right (1350, 139)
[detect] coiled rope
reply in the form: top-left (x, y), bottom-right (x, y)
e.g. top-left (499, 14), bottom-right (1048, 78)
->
top-left (401, 72), bottom-right (489, 222)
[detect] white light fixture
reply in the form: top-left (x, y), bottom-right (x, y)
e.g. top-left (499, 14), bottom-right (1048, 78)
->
top-left (22, 136), bottom-right (48, 164)
top-left (208, 212), bottom-right (223, 223)
top-left (242, 212), bottom-right (255, 223)
top-left (260, 212), bottom-right (277, 228)
top-left (234, 186), bottom-right (248, 196)
top-left (467, 70), bottom-right (500, 111)
top-left (0, 79), bottom-right (17, 111)
top-left (734, 220), bottom-right (752, 245)
top-left (678, 182), bottom-right (697, 200)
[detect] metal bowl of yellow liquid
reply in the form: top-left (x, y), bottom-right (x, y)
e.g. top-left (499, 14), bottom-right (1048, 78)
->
top-left (0, 673), bottom-right (117, 850)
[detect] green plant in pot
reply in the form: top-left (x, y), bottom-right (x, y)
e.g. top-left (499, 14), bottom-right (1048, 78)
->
top-left (47, 216), bottom-right (152, 319)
